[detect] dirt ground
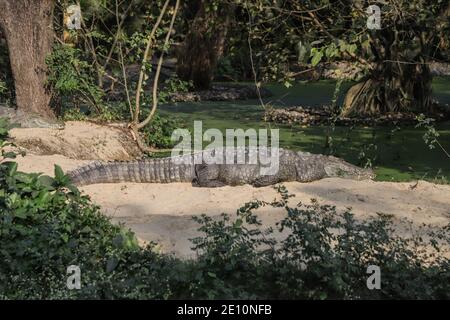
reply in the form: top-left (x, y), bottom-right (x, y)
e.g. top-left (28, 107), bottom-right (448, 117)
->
top-left (8, 121), bottom-right (450, 258)
top-left (9, 121), bottom-right (140, 160)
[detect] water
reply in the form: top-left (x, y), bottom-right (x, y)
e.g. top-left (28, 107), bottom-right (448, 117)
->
top-left (158, 78), bottom-right (450, 183)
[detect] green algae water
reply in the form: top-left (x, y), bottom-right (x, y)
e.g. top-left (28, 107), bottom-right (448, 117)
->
top-left (159, 78), bottom-right (450, 183)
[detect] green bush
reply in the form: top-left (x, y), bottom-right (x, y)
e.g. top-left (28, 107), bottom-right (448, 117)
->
top-left (0, 164), bottom-right (140, 298)
top-left (46, 44), bottom-right (104, 112)
top-left (0, 119), bottom-right (448, 299)
top-left (0, 40), bottom-right (13, 103)
top-left (0, 118), bottom-right (141, 298)
top-left (190, 187), bottom-right (450, 299)
top-left (141, 113), bottom-right (184, 149)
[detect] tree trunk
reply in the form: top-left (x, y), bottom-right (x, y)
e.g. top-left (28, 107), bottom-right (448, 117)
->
top-left (342, 25), bottom-right (435, 117)
top-left (176, 0), bottom-right (232, 90)
top-left (342, 62), bottom-right (433, 117)
top-left (0, 0), bottom-right (55, 119)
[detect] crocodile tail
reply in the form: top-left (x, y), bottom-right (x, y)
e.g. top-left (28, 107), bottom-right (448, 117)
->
top-left (68, 157), bottom-right (195, 186)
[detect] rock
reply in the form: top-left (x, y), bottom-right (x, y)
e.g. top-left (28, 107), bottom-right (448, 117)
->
top-left (169, 83), bottom-right (272, 102)
top-left (430, 62), bottom-right (450, 76)
top-left (264, 105), bottom-right (449, 127)
top-left (0, 105), bottom-right (65, 129)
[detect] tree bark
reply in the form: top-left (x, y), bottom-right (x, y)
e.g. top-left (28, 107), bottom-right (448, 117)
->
top-left (176, 0), bottom-right (233, 90)
top-left (341, 18), bottom-right (438, 117)
top-left (0, 0), bottom-right (55, 119)
top-left (342, 62), bottom-right (433, 116)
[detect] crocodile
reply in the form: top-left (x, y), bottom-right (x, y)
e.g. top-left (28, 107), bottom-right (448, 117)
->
top-left (68, 147), bottom-right (374, 187)
top-left (0, 105), bottom-right (65, 129)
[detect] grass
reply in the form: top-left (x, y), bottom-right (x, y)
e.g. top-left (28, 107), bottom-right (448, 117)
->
top-left (158, 77), bottom-right (450, 184)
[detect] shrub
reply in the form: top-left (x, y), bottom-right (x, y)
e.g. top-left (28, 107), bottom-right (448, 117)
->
top-left (46, 44), bottom-right (104, 113)
top-left (141, 112), bottom-right (185, 149)
top-left (0, 160), bottom-right (142, 298)
top-left (0, 117), bottom-right (141, 299)
top-left (190, 186), bottom-right (450, 299)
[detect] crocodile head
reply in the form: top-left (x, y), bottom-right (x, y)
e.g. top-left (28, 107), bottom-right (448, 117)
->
top-left (324, 156), bottom-right (375, 180)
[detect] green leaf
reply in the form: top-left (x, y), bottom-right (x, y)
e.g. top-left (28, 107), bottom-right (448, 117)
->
top-left (4, 161), bottom-right (18, 176)
top-left (106, 256), bottom-right (119, 273)
top-left (54, 165), bottom-right (65, 181)
top-left (15, 172), bottom-right (33, 184)
top-left (61, 234), bottom-right (69, 243)
top-left (81, 226), bottom-right (92, 233)
top-left (346, 44), bottom-right (357, 55)
top-left (311, 50), bottom-right (323, 67)
top-left (38, 175), bottom-right (56, 189)
top-left (319, 292), bottom-right (328, 300)
top-left (14, 208), bottom-right (28, 219)
top-left (3, 151), bottom-right (17, 159)
top-left (112, 234), bottom-right (124, 248)
top-left (67, 184), bottom-right (80, 196)
top-left (297, 41), bottom-right (310, 63)
top-left (37, 191), bottom-right (50, 205)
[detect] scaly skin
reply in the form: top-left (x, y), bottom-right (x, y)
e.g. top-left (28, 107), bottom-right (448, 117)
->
top-left (68, 147), bottom-right (374, 187)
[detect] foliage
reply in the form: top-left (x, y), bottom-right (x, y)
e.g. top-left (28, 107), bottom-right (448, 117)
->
top-left (2, 117), bottom-right (448, 299)
top-left (229, 0), bottom-right (450, 114)
top-left (0, 80), bottom-right (6, 96)
top-left (0, 163), bottom-right (137, 298)
top-left (47, 1), bottom-right (185, 149)
top-left (158, 77), bottom-right (193, 104)
top-left (235, 1), bottom-right (449, 82)
top-left (0, 117), bottom-right (23, 162)
top-left (416, 114), bottom-right (442, 150)
top-left (215, 56), bottom-right (243, 81)
top-left (0, 120), bottom-right (140, 298)
top-left (415, 113), bottom-right (450, 158)
top-left (0, 38), bottom-right (13, 103)
top-left (46, 44), bottom-right (104, 112)
top-left (189, 186), bottom-right (449, 299)
top-left (1, 119), bottom-right (448, 301)
top-left (46, 35), bottom-right (186, 147)
top-left (61, 107), bottom-right (89, 121)
top-left (141, 112), bottom-right (184, 149)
